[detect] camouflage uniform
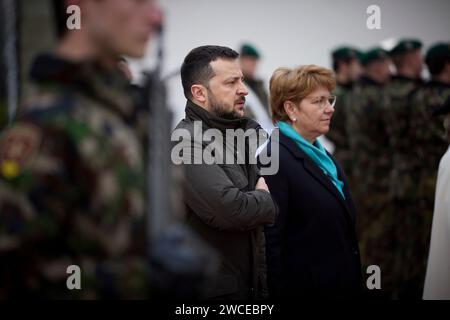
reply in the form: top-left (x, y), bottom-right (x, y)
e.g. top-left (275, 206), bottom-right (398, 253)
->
top-left (0, 53), bottom-right (150, 299)
top-left (380, 75), bottom-right (425, 299)
top-left (389, 80), bottom-right (450, 299)
top-left (239, 43), bottom-right (270, 118)
top-left (327, 47), bottom-right (362, 191)
top-left (384, 38), bottom-right (423, 204)
top-left (384, 76), bottom-right (423, 199)
top-left (346, 75), bottom-right (394, 297)
top-left (244, 78), bottom-right (269, 116)
top-left (326, 82), bottom-right (354, 181)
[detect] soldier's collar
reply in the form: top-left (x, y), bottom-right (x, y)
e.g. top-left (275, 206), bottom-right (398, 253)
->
top-left (426, 80), bottom-right (450, 89)
top-left (359, 76), bottom-right (385, 87)
top-left (392, 74), bottom-right (423, 84)
top-left (30, 53), bottom-right (135, 120)
top-left (337, 80), bottom-right (354, 89)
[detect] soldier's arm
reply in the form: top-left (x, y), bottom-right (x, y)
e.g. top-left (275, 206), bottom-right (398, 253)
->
top-left (0, 118), bottom-right (149, 298)
top-left (0, 120), bottom-right (89, 295)
top-left (0, 122), bottom-right (82, 242)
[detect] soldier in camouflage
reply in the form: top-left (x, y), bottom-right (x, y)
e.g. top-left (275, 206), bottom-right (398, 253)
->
top-left (384, 39), bottom-right (424, 204)
top-left (326, 46), bottom-right (363, 185)
top-left (0, 18), bottom-right (7, 132)
top-left (239, 44), bottom-right (270, 118)
top-left (0, 0), bottom-right (160, 299)
top-left (409, 42), bottom-right (450, 198)
top-left (346, 47), bottom-right (393, 298)
top-left (382, 39), bottom-right (425, 299)
top-left (393, 42), bottom-right (450, 299)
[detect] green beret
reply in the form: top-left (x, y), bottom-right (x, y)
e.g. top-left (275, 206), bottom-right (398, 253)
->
top-left (426, 43), bottom-right (450, 64)
top-left (362, 47), bottom-right (389, 66)
top-left (240, 43), bottom-right (260, 59)
top-left (332, 47), bottom-right (363, 62)
top-left (389, 39), bottom-right (423, 56)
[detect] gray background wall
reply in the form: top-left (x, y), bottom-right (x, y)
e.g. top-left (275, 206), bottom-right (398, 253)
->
top-left (131, 0), bottom-right (449, 126)
top-left (12, 0), bottom-right (450, 128)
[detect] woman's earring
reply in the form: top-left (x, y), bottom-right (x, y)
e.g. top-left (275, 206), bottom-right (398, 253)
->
top-left (292, 118), bottom-right (297, 122)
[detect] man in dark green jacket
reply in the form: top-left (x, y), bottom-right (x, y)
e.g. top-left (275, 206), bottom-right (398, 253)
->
top-left (173, 45), bottom-right (278, 299)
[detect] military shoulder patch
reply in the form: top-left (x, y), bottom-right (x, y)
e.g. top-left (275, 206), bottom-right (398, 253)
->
top-left (0, 123), bottom-right (42, 179)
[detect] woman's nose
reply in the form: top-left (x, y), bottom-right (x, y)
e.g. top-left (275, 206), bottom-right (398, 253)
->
top-left (325, 104), bottom-right (335, 114)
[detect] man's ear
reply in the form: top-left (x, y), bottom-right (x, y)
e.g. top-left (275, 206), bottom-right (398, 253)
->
top-left (191, 85), bottom-right (207, 104)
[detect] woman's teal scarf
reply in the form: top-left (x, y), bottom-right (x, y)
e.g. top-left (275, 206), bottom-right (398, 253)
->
top-left (278, 121), bottom-right (346, 199)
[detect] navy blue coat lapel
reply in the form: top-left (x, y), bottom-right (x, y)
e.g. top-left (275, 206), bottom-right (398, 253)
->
top-left (277, 131), bottom-right (356, 225)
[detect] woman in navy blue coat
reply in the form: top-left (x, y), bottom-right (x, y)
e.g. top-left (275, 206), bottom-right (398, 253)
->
top-left (260, 65), bottom-right (363, 299)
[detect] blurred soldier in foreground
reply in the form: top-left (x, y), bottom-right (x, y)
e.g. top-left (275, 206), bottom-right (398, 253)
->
top-left (326, 46), bottom-right (363, 184)
top-left (346, 48), bottom-right (393, 298)
top-left (0, 101), bottom-right (6, 132)
top-left (0, 0), bottom-right (160, 299)
top-left (405, 43), bottom-right (450, 299)
top-left (0, 3), bottom-right (10, 132)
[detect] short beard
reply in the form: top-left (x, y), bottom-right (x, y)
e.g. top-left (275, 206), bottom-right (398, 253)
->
top-left (208, 91), bottom-right (243, 120)
top-left (211, 103), bottom-right (241, 120)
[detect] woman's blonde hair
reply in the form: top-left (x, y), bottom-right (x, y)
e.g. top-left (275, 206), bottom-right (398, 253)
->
top-left (269, 65), bottom-right (336, 123)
